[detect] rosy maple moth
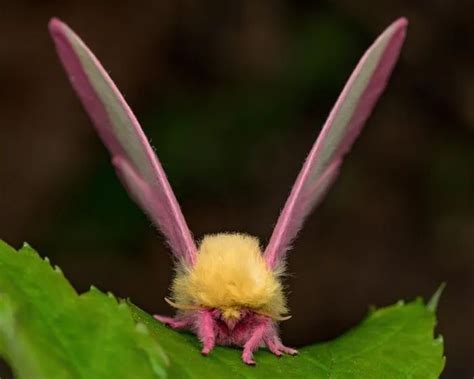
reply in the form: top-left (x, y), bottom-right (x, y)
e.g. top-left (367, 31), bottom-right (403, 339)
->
top-left (49, 17), bottom-right (407, 365)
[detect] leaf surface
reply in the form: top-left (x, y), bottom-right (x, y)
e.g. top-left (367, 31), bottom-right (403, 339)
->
top-left (0, 241), bottom-right (168, 379)
top-left (130, 299), bottom-right (444, 378)
top-left (0, 241), bottom-right (444, 378)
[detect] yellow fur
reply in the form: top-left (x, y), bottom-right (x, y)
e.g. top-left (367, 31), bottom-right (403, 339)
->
top-left (171, 233), bottom-right (287, 320)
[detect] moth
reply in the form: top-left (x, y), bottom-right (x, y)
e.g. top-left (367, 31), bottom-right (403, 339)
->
top-left (49, 17), bottom-right (407, 365)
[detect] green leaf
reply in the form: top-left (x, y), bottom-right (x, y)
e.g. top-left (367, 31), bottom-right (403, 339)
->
top-left (0, 241), bottom-right (168, 379)
top-left (129, 299), bottom-right (444, 378)
top-left (427, 282), bottom-right (446, 312)
top-left (0, 240), bottom-right (445, 378)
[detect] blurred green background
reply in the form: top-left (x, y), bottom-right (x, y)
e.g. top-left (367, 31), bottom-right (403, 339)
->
top-left (0, 1), bottom-right (473, 378)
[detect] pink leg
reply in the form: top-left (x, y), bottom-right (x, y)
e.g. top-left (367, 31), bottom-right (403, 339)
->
top-left (197, 310), bottom-right (216, 356)
top-left (264, 330), bottom-right (298, 357)
top-left (154, 314), bottom-right (191, 330)
top-left (266, 337), bottom-right (283, 357)
top-left (275, 342), bottom-right (298, 356)
top-left (242, 319), bottom-right (269, 365)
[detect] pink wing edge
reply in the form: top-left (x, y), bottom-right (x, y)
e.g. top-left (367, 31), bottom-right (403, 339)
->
top-left (264, 18), bottom-right (408, 269)
top-left (48, 18), bottom-right (197, 265)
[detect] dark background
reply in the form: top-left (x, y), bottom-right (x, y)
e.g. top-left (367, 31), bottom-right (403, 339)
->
top-left (0, 1), bottom-right (473, 378)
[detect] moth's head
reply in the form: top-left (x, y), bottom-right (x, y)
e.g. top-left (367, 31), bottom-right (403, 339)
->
top-left (214, 307), bottom-right (248, 330)
top-left (221, 307), bottom-right (241, 321)
top-left (171, 233), bottom-right (288, 321)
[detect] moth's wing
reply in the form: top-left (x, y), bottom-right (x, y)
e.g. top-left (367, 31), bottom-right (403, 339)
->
top-left (264, 18), bottom-right (408, 269)
top-left (49, 18), bottom-right (197, 265)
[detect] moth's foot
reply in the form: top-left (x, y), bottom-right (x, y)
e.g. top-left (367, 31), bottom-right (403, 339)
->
top-left (242, 351), bottom-right (256, 366)
top-left (154, 314), bottom-right (187, 330)
top-left (199, 337), bottom-right (215, 357)
top-left (201, 346), bottom-right (213, 356)
top-left (280, 346), bottom-right (298, 356)
top-left (267, 341), bottom-right (299, 357)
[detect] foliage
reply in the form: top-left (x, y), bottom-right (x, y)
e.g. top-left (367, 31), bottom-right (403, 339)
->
top-left (0, 241), bottom-right (444, 378)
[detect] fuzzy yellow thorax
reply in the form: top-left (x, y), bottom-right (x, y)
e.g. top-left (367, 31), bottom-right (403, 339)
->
top-left (171, 233), bottom-right (287, 320)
